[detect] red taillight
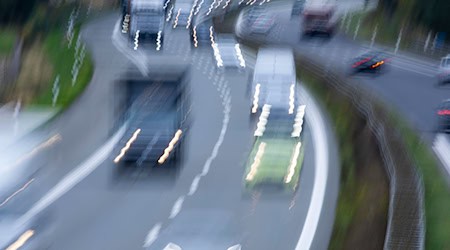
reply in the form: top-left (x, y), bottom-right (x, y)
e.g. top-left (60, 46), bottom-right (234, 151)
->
top-left (352, 57), bottom-right (372, 68)
top-left (438, 110), bottom-right (450, 115)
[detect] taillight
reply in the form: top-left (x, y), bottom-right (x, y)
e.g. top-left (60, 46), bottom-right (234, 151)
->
top-left (438, 110), bottom-right (450, 115)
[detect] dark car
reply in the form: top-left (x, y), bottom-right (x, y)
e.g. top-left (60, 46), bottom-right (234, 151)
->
top-left (349, 51), bottom-right (391, 74)
top-left (437, 99), bottom-right (450, 133)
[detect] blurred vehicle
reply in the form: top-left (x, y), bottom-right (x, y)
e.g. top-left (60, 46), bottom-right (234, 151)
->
top-left (172, 1), bottom-right (193, 28)
top-left (291, 0), bottom-right (306, 18)
top-left (349, 51), bottom-right (390, 74)
top-left (244, 104), bottom-right (306, 193)
top-left (301, 4), bottom-right (337, 37)
top-left (113, 62), bottom-right (191, 167)
top-left (190, 20), bottom-right (213, 48)
top-left (249, 12), bottom-right (275, 34)
top-left (250, 48), bottom-right (297, 114)
top-left (129, 0), bottom-right (166, 42)
top-left (437, 99), bottom-right (450, 133)
top-left (437, 54), bottom-right (450, 85)
top-left (213, 35), bottom-right (246, 69)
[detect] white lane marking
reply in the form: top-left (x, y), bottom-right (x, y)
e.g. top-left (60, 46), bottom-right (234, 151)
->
top-left (143, 223), bottom-right (162, 247)
top-left (188, 174), bottom-right (202, 195)
top-left (0, 178), bottom-right (34, 208)
top-left (295, 83), bottom-right (329, 250)
top-left (432, 133), bottom-right (450, 176)
top-left (169, 196), bottom-right (185, 219)
top-left (18, 125), bottom-right (127, 225)
top-left (111, 19), bottom-right (149, 76)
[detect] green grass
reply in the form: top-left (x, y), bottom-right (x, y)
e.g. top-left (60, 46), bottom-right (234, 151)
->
top-left (33, 27), bottom-right (93, 108)
top-left (391, 114), bottom-right (450, 250)
top-left (0, 28), bottom-right (16, 56)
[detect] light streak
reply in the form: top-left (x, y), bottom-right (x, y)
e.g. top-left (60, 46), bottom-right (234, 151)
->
top-left (173, 9), bottom-right (181, 28)
top-left (113, 129), bottom-right (141, 163)
top-left (215, 0), bottom-right (224, 9)
top-left (158, 130), bottom-right (183, 164)
top-left (194, 0), bottom-right (205, 15)
top-left (6, 230), bottom-right (34, 250)
top-left (0, 179), bottom-right (34, 208)
top-left (245, 142), bottom-right (266, 181)
top-left (289, 84), bottom-right (295, 114)
top-left (235, 43), bottom-right (246, 68)
top-left (292, 105), bottom-right (306, 137)
top-left (223, 0), bottom-right (231, 9)
top-left (156, 30), bottom-right (162, 51)
top-left (251, 84), bottom-right (261, 113)
top-left (133, 30), bottom-right (140, 50)
top-left (254, 104), bottom-right (270, 137)
top-left (163, 0), bottom-right (171, 9)
top-left (193, 26), bottom-right (198, 47)
top-left (186, 0), bottom-right (198, 29)
top-left (166, 5), bottom-right (174, 22)
top-left (206, 0), bottom-right (216, 15)
top-left (285, 142), bottom-right (302, 183)
top-left (9, 134), bottom-right (61, 169)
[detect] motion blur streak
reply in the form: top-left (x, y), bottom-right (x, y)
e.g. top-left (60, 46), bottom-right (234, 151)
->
top-left (193, 26), bottom-right (198, 47)
top-left (166, 5), bottom-right (174, 22)
top-left (292, 105), bottom-right (306, 137)
top-left (235, 44), bottom-right (246, 67)
top-left (223, 0), bottom-right (231, 9)
top-left (209, 26), bottom-right (215, 44)
top-left (133, 30), bottom-right (140, 50)
top-left (157, 129), bottom-right (182, 164)
top-left (246, 142), bottom-right (266, 181)
top-left (173, 9), bottom-right (181, 28)
top-left (254, 105), bottom-right (271, 136)
top-left (252, 83), bottom-right (261, 113)
top-left (289, 84), bottom-right (295, 114)
top-left (186, 0), bottom-right (198, 29)
top-left (194, 0), bottom-right (204, 15)
top-left (9, 134), bottom-right (62, 169)
top-left (113, 128), bottom-right (141, 163)
top-left (212, 43), bottom-right (223, 67)
top-left (156, 31), bottom-right (162, 51)
top-left (0, 178), bottom-right (34, 207)
top-left (163, 0), bottom-right (171, 10)
top-left (6, 230), bottom-right (34, 250)
top-left (285, 142), bottom-right (302, 184)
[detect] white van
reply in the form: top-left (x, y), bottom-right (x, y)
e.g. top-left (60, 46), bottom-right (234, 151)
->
top-left (250, 47), bottom-right (298, 114)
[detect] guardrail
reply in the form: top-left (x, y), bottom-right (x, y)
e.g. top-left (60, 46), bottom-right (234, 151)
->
top-left (238, 38), bottom-right (425, 249)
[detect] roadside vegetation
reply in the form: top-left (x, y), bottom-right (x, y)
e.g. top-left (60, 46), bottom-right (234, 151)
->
top-left (390, 114), bottom-right (450, 249)
top-left (0, 1), bottom-right (95, 109)
top-left (0, 28), bottom-right (16, 56)
top-left (299, 70), bottom-right (388, 250)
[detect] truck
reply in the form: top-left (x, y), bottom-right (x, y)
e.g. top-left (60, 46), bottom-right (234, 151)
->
top-left (301, 4), bottom-right (337, 37)
top-left (127, 0), bottom-right (166, 42)
top-left (113, 62), bottom-right (191, 167)
top-left (249, 47), bottom-right (297, 115)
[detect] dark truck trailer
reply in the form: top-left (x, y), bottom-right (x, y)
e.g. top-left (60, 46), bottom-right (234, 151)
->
top-left (113, 62), bottom-right (191, 167)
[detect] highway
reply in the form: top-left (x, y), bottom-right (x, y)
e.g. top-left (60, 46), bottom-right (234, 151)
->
top-left (0, 5), bottom-right (339, 250)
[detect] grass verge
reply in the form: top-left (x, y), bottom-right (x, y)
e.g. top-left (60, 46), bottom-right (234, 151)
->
top-left (32, 27), bottom-right (93, 108)
top-left (0, 28), bottom-right (16, 56)
top-left (299, 70), bottom-right (388, 249)
top-left (391, 114), bottom-right (450, 249)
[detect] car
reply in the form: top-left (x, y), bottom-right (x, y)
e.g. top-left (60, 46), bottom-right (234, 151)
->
top-left (244, 104), bottom-right (306, 193)
top-left (437, 99), bottom-right (450, 133)
top-left (301, 4), bottom-right (337, 38)
top-left (249, 13), bottom-right (275, 34)
top-left (349, 51), bottom-right (391, 74)
top-left (437, 54), bottom-right (450, 85)
top-left (213, 35), bottom-right (246, 69)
